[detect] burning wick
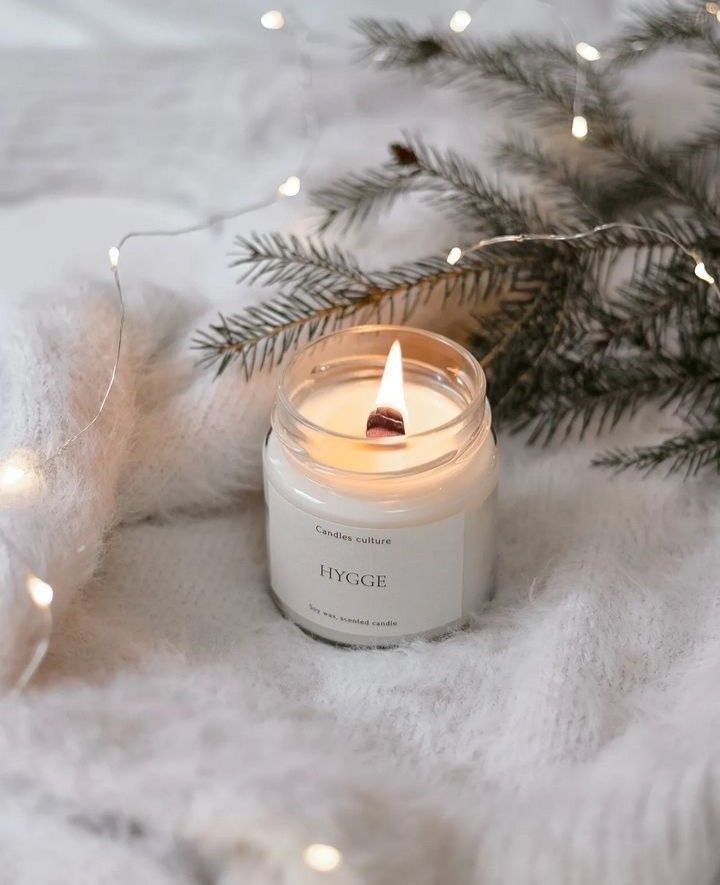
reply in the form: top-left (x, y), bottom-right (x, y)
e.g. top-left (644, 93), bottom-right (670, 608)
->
top-left (366, 340), bottom-right (408, 438)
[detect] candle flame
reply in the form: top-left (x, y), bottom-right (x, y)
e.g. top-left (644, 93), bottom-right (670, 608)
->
top-left (375, 340), bottom-right (408, 422)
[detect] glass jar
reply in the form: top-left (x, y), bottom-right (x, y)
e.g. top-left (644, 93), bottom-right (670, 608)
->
top-left (263, 325), bottom-right (498, 647)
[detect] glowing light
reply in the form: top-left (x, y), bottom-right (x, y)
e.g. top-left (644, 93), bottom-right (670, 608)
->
top-left (375, 339), bottom-right (408, 422)
top-left (706, 2), bottom-right (718, 13)
top-left (27, 574), bottom-right (54, 609)
top-left (0, 451), bottom-right (41, 497)
top-left (446, 246), bottom-right (463, 265)
top-left (449, 9), bottom-right (472, 32)
top-left (571, 115), bottom-right (589, 139)
top-left (108, 246), bottom-right (120, 269)
top-left (261, 10), bottom-right (285, 29)
top-left (303, 843), bottom-right (342, 873)
top-left (278, 175), bottom-right (301, 197)
top-left (575, 41), bottom-right (601, 62)
top-left (695, 261), bottom-right (715, 284)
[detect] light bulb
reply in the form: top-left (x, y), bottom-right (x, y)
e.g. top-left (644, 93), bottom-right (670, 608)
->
top-left (575, 42), bottom-right (601, 62)
top-left (694, 261), bottom-right (715, 284)
top-left (706, 2), bottom-right (718, 14)
top-left (446, 246), bottom-right (463, 265)
top-left (261, 10), bottom-right (284, 29)
top-left (108, 246), bottom-right (120, 269)
top-left (27, 574), bottom-right (54, 609)
top-left (449, 10), bottom-right (472, 32)
top-left (571, 115), bottom-right (589, 139)
top-left (303, 843), bottom-right (342, 873)
top-left (0, 450), bottom-right (41, 498)
top-left (278, 175), bottom-right (301, 197)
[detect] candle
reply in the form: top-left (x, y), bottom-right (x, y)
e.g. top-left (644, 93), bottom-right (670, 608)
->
top-left (263, 325), bottom-right (498, 647)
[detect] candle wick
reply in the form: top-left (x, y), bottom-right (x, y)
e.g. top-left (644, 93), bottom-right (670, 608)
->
top-left (366, 406), bottom-right (406, 439)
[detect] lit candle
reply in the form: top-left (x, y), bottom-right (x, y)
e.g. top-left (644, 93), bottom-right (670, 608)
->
top-left (263, 325), bottom-right (498, 646)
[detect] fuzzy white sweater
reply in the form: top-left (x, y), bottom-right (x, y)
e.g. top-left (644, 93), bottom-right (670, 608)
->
top-left (2, 4), bottom-right (720, 883)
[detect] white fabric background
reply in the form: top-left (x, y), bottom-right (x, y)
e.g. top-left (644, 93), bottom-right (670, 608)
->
top-left (3, 1), bottom-right (720, 883)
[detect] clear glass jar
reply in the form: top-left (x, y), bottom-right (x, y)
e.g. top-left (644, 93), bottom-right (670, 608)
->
top-left (263, 325), bottom-right (498, 647)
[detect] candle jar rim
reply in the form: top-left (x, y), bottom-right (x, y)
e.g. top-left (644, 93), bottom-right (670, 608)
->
top-left (272, 325), bottom-right (491, 479)
top-left (276, 324), bottom-right (486, 443)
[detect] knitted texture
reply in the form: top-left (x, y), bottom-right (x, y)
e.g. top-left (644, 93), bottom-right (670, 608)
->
top-left (2, 10), bottom-right (720, 881)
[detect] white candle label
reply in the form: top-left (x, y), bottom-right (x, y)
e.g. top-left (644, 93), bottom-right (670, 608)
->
top-left (266, 484), bottom-right (465, 640)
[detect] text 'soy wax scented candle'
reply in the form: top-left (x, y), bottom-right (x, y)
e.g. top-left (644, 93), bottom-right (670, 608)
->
top-left (263, 325), bottom-right (498, 647)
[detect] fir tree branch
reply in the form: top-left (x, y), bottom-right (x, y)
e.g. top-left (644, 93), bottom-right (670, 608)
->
top-left (314, 136), bottom-right (549, 234)
top-left (593, 427), bottom-right (720, 475)
top-left (610, 1), bottom-right (715, 68)
top-left (494, 132), bottom-right (670, 222)
top-left (357, 19), bottom-right (720, 227)
top-left (193, 6), bottom-right (720, 475)
top-left (511, 355), bottom-right (720, 445)
top-left (194, 235), bottom-right (551, 376)
top-left (356, 19), bottom-right (586, 122)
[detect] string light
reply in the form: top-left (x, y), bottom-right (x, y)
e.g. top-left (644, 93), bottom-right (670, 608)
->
top-left (571, 114), bottom-right (589, 139)
top-left (461, 223), bottom-right (718, 304)
top-left (575, 41), bottom-right (601, 61)
top-left (261, 10), bottom-right (285, 30)
top-left (3, 1), bottom-right (718, 699)
top-left (26, 574), bottom-right (54, 609)
top-left (449, 10), bottom-right (472, 32)
top-left (303, 843), bottom-right (342, 872)
top-left (694, 261), bottom-right (715, 285)
top-left (278, 175), bottom-right (301, 197)
top-left (0, 450), bottom-right (42, 502)
top-left (0, 7), bottom-right (321, 694)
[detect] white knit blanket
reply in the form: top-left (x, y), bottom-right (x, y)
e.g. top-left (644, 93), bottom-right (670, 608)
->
top-left (3, 5), bottom-right (720, 883)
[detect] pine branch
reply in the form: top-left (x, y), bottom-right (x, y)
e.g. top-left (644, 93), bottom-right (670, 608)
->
top-left (357, 19), bottom-right (585, 122)
top-left (593, 427), bottom-right (720, 475)
top-left (357, 19), bottom-right (720, 227)
top-left (314, 136), bottom-right (549, 234)
top-left (229, 232), bottom-right (372, 295)
top-left (597, 257), bottom-right (717, 350)
top-left (313, 163), bottom-right (422, 234)
top-left (494, 133), bottom-right (671, 222)
top-left (587, 111), bottom-right (720, 226)
top-left (194, 235), bottom-right (552, 376)
top-left (610, 1), bottom-right (715, 68)
top-left (355, 18), bottom-right (445, 68)
top-left (193, 6), bottom-right (720, 475)
top-left (511, 355), bottom-right (720, 445)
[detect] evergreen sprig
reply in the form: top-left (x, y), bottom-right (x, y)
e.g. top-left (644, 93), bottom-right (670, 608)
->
top-left (196, 1), bottom-right (720, 475)
top-left (594, 427), bottom-right (720, 476)
top-left (314, 136), bottom-right (551, 234)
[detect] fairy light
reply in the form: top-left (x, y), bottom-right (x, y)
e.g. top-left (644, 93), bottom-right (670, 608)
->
top-left (303, 843), bottom-right (342, 873)
top-left (26, 574), bottom-right (54, 609)
top-left (0, 451), bottom-right (41, 498)
top-left (261, 10), bottom-right (285, 29)
top-left (459, 224), bottom-right (719, 307)
top-left (694, 261), bottom-right (715, 285)
top-left (278, 175), bottom-right (301, 197)
top-left (2, 1), bottom-right (717, 701)
top-left (571, 114), bottom-right (589, 139)
top-left (449, 10), bottom-right (472, 32)
top-left (575, 41), bottom-right (601, 61)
